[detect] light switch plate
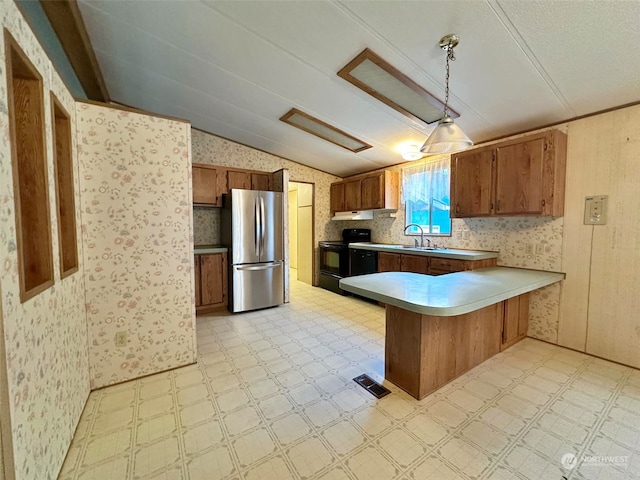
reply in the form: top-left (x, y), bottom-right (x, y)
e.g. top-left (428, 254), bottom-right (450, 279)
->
top-left (584, 195), bottom-right (608, 225)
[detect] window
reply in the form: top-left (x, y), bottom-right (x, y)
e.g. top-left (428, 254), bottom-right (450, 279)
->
top-left (402, 157), bottom-right (451, 235)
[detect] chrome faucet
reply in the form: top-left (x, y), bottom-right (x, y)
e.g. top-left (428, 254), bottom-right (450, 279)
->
top-left (404, 223), bottom-right (425, 248)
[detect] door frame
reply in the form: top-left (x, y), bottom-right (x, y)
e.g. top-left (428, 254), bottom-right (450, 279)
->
top-left (289, 180), bottom-right (316, 286)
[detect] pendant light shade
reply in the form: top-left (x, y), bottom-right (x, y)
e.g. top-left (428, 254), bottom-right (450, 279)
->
top-left (421, 34), bottom-right (473, 156)
top-left (420, 115), bottom-right (473, 154)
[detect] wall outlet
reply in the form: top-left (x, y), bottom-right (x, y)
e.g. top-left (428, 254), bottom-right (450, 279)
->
top-left (584, 195), bottom-right (608, 225)
top-left (115, 331), bottom-right (128, 348)
top-left (462, 231), bottom-right (470, 240)
top-left (525, 243), bottom-right (534, 255)
top-left (535, 243), bottom-right (545, 255)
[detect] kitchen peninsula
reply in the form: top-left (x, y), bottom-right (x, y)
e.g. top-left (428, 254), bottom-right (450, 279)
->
top-left (340, 267), bottom-right (564, 399)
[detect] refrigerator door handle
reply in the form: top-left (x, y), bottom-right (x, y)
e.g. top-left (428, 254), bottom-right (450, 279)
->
top-left (236, 262), bottom-right (282, 271)
top-left (254, 198), bottom-right (261, 257)
top-left (260, 195), bottom-right (266, 256)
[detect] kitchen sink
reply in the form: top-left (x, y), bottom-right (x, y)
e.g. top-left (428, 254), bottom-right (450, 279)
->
top-left (386, 245), bottom-right (444, 251)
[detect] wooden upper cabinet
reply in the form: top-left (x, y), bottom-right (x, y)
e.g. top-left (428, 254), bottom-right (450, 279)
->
top-left (330, 170), bottom-right (399, 212)
top-left (330, 183), bottom-right (345, 212)
top-left (495, 136), bottom-right (545, 215)
top-left (361, 173), bottom-right (384, 210)
top-left (192, 164), bottom-right (219, 206)
top-left (251, 172), bottom-right (270, 191)
top-left (450, 129), bottom-right (566, 218)
top-left (193, 164), bottom-right (274, 206)
top-left (344, 179), bottom-right (361, 211)
top-left (227, 170), bottom-right (251, 190)
top-left (451, 147), bottom-right (494, 217)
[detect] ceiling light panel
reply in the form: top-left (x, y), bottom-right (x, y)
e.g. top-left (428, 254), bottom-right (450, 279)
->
top-left (338, 49), bottom-right (459, 125)
top-left (280, 108), bottom-right (371, 152)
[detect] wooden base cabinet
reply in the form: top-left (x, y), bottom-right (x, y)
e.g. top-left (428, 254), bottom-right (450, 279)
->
top-left (451, 129), bottom-right (566, 218)
top-left (376, 251), bottom-right (496, 275)
top-left (195, 253), bottom-right (228, 314)
top-left (385, 292), bottom-right (530, 400)
top-left (501, 293), bottom-right (529, 350)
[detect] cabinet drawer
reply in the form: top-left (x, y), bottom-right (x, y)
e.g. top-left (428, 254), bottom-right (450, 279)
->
top-left (429, 257), bottom-right (467, 273)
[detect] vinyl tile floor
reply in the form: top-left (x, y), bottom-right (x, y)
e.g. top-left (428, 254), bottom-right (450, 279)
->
top-left (59, 278), bottom-right (640, 480)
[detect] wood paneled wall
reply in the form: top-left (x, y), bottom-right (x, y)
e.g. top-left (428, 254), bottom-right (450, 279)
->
top-left (559, 104), bottom-right (640, 367)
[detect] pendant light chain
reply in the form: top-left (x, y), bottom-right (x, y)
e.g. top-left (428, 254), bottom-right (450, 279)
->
top-left (443, 40), bottom-right (456, 118)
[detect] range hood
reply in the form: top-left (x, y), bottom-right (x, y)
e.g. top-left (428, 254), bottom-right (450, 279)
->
top-left (331, 211), bottom-right (374, 221)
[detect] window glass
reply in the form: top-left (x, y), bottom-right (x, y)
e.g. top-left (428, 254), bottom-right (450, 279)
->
top-left (402, 157), bottom-right (451, 235)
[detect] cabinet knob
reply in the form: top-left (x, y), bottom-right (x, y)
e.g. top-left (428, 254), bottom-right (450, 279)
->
top-left (496, 200), bottom-right (501, 211)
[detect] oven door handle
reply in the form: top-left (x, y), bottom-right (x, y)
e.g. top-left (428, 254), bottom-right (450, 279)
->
top-left (320, 244), bottom-right (345, 251)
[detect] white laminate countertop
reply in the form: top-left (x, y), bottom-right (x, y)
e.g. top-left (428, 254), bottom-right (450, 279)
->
top-left (339, 267), bottom-right (564, 317)
top-left (348, 243), bottom-right (499, 261)
top-left (194, 245), bottom-right (228, 254)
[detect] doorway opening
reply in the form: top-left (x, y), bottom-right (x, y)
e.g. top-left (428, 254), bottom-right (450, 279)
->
top-left (288, 182), bottom-right (314, 285)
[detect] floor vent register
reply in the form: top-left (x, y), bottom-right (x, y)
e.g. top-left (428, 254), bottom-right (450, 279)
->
top-left (353, 374), bottom-right (391, 399)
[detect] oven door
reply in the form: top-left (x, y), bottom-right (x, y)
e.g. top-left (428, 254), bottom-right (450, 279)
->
top-left (319, 243), bottom-right (345, 276)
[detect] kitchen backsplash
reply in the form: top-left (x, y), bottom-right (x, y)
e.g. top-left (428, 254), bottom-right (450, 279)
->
top-left (194, 207), bottom-right (220, 245)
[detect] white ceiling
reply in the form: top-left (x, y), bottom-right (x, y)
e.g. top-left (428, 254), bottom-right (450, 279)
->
top-left (77, 0), bottom-right (640, 177)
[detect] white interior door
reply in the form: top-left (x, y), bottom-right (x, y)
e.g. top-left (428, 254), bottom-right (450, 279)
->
top-left (288, 189), bottom-right (298, 270)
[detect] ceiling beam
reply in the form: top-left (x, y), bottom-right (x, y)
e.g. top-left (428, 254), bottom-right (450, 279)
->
top-left (39, 0), bottom-right (109, 101)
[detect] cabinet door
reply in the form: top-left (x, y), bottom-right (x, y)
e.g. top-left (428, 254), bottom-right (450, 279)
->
top-left (200, 253), bottom-right (226, 307)
top-left (251, 172), bottom-right (270, 191)
top-left (428, 257), bottom-right (468, 275)
top-left (377, 252), bottom-right (402, 272)
top-left (227, 170), bottom-right (251, 190)
top-left (330, 183), bottom-right (345, 212)
top-left (192, 165), bottom-right (218, 205)
top-left (502, 296), bottom-right (520, 347)
top-left (344, 179), bottom-right (361, 211)
top-left (495, 137), bottom-right (545, 215)
top-left (361, 173), bottom-right (384, 210)
top-left (517, 293), bottom-right (529, 337)
top-left (400, 254), bottom-right (430, 274)
top-left (451, 148), bottom-right (494, 217)
top-left (194, 255), bottom-right (202, 307)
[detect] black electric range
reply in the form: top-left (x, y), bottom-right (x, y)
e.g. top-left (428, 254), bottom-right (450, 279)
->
top-left (318, 228), bottom-right (371, 295)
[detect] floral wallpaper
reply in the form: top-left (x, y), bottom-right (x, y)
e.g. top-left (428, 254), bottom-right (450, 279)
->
top-left (193, 206), bottom-right (219, 245)
top-left (76, 102), bottom-right (196, 389)
top-left (0, 4), bottom-right (90, 480)
top-left (191, 128), bottom-right (342, 283)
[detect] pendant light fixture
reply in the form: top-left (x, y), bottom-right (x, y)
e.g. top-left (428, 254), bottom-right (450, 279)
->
top-left (420, 34), bottom-right (473, 155)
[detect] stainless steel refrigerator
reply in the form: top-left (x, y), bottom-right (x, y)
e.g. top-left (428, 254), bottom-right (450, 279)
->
top-left (221, 189), bottom-right (284, 313)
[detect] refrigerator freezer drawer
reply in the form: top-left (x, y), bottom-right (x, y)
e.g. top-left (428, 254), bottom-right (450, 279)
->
top-left (231, 262), bottom-right (284, 313)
